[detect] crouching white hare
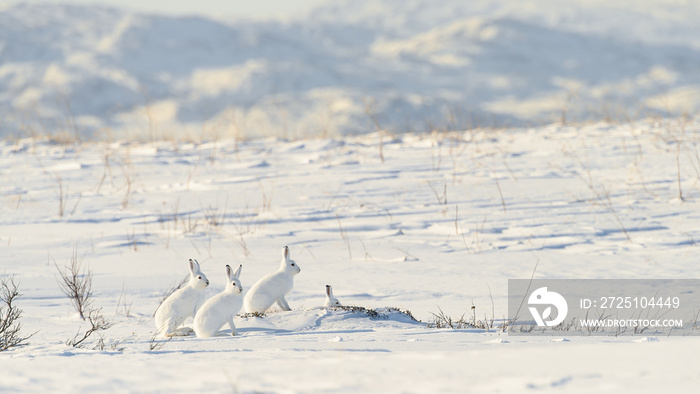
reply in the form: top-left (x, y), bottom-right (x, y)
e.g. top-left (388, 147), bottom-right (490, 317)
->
top-left (155, 259), bottom-right (209, 337)
top-left (244, 246), bottom-right (301, 313)
top-left (324, 284), bottom-right (341, 308)
top-left (194, 264), bottom-right (243, 338)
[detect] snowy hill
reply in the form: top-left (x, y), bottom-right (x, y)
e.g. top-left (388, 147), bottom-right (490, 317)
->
top-left (1, 0), bottom-right (699, 140)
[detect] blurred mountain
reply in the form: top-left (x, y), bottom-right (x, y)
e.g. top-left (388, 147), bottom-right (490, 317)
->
top-left (1, 0), bottom-right (699, 139)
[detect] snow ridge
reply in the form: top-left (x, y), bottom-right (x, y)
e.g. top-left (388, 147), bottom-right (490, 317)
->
top-left (1, 0), bottom-right (699, 140)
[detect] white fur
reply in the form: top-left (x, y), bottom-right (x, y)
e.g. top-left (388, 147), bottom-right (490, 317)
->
top-left (154, 259), bottom-right (209, 337)
top-left (194, 264), bottom-right (243, 338)
top-left (324, 284), bottom-right (341, 308)
top-left (244, 246), bottom-right (301, 313)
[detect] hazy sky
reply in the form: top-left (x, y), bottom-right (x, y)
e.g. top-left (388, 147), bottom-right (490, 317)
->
top-left (1, 0), bottom-right (330, 20)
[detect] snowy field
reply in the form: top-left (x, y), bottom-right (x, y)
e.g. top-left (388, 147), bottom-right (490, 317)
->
top-left (3, 0), bottom-right (700, 392)
top-left (3, 117), bottom-right (700, 392)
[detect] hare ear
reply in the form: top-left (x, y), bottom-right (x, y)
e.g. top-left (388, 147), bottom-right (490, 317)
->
top-left (326, 285), bottom-right (331, 297)
top-left (189, 259), bottom-right (196, 274)
top-left (233, 264), bottom-right (242, 279)
top-left (226, 264), bottom-right (232, 279)
top-left (283, 246), bottom-right (290, 260)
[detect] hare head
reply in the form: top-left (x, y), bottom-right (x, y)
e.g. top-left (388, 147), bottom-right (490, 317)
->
top-left (279, 246), bottom-right (301, 276)
top-left (188, 259), bottom-right (210, 289)
top-left (225, 264), bottom-right (243, 294)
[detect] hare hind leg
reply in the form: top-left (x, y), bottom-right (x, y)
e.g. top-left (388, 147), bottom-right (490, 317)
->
top-left (158, 319), bottom-right (180, 337)
top-left (276, 297), bottom-right (291, 311)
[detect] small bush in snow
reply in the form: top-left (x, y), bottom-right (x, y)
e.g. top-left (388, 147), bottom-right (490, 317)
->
top-left (0, 276), bottom-right (33, 351)
top-left (55, 248), bottom-right (92, 320)
top-left (66, 307), bottom-right (112, 348)
top-left (427, 306), bottom-right (495, 330)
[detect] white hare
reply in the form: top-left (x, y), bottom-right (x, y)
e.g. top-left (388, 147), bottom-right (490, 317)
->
top-left (244, 246), bottom-right (301, 313)
top-left (324, 285), bottom-right (341, 308)
top-left (154, 259), bottom-right (209, 337)
top-left (194, 264), bottom-right (243, 338)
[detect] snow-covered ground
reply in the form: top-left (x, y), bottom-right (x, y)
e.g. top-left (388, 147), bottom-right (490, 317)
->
top-left (1, 0), bottom-right (700, 139)
top-left (2, 117), bottom-right (700, 392)
top-left (3, 0), bottom-right (700, 391)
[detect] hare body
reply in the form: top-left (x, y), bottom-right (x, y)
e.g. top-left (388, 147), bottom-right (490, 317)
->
top-left (154, 259), bottom-right (209, 337)
top-left (324, 285), bottom-right (341, 308)
top-left (194, 265), bottom-right (243, 338)
top-left (244, 246), bottom-right (300, 313)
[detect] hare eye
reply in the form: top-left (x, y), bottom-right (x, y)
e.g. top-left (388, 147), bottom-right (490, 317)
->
top-left (198, 276), bottom-right (202, 279)
top-left (291, 263), bottom-right (295, 266)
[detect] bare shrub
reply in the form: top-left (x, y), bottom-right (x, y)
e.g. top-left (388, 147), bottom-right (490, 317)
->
top-left (258, 181), bottom-right (274, 212)
top-left (148, 330), bottom-right (172, 351)
top-left (663, 116), bottom-right (689, 202)
top-left (226, 204), bottom-right (268, 256)
top-left (427, 307), bottom-right (469, 329)
top-left (66, 307), bottom-right (112, 348)
top-left (55, 176), bottom-right (81, 217)
top-left (126, 229), bottom-right (140, 252)
top-left (93, 336), bottom-right (125, 352)
top-left (427, 306), bottom-right (496, 330)
top-left (428, 180), bottom-right (447, 206)
top-left (1, 276), bottom-right (33, 351)
top-left (115, 284), bottom-right (133, 318)
top-left (568, 150), bottom-right (632, 242)
top-left (363, 98), bottom-right (396, 163)
top-left (336, 214), bottom-right (352, 259)
top-left (203, 198), bottom-right (228, 229)
top-left (54, 249), bottom-right (116, 349)
top-left (55, 248), bottom-right (92, 320)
